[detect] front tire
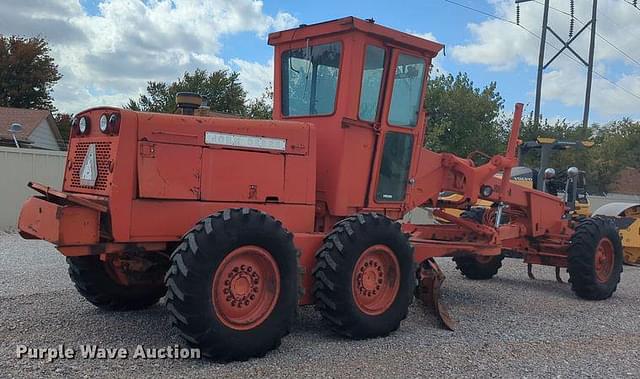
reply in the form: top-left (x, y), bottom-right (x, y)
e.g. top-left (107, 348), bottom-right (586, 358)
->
top-left (453, 208), bottom-right (504, 280)
top-left (568, 217), bottom-right (623, 300)
top-left (165, 208), bottom-right (298, 361)
top-left (313, 213), bottom-right (414, 339)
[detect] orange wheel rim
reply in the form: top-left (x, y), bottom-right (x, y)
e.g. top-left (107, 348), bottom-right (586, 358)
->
top-left (352, 245), bottom-right (400, 316)
top-left (212, 246), bottom-right (280, 330)
top-left (594, 238), bottom-right (614, 284)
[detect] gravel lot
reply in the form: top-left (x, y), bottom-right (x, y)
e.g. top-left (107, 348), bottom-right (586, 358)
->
top-left (1, 231), bottom-right (639, 378)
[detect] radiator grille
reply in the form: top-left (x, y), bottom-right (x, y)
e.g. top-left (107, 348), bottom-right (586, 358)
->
top-left (67, 141), bottom-right (113, 195)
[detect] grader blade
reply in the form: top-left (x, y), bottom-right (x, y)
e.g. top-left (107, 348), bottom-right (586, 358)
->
top-left (416, 259), bottom-right (456, 331)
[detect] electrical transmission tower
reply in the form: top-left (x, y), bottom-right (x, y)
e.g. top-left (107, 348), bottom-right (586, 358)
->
top-left (516, 0), bottom-right (598, 128)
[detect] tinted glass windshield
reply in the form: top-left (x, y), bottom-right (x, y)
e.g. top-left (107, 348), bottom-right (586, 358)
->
top-left (358, 45), bottom-right (386, 122)
top-left (388, 54), bottom-right (425, 127)
top-left (281, 42), bottom-right (341, 116)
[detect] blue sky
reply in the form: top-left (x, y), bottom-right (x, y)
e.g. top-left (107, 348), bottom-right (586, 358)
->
top-left (4, 0), bottom-right (639, 123)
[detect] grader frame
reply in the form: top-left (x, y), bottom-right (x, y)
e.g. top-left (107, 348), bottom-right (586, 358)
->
top-left (18, 17), bottom-right (622, 361)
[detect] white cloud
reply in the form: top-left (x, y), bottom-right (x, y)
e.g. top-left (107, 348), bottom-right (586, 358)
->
top-left (406, 30), bottom-right (446, 75)
top-left (232, 58), bottom-right (273, 99)
top-left (449, 0), bottom-right (640, 118)
top-left (0, 0), bottom-right (297, 113)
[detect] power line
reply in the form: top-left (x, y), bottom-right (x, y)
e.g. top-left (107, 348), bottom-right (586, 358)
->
top-left (443, 0), bottom-right (518, 25)
top-left (530, 0), bottom-right (640, 69)
top-left (622, 0), bottom-right (640, 12)
top-left (441, 0), bottom-right (640, 103)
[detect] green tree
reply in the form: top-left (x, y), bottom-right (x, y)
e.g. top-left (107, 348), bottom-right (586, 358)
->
top-left (54, 113), bottom-right (73, 144)
top-left (518, 113), bottom-right (593, 173)
top-left (589, 119), bottom-right (640, 193)
top-left (425, 72), bottom-right (507, 158)
top-left (0, 36), bottom-right (62, 110)
top-left (245, 85), bottom-right (273, 119)
top-left (127, 69), bottom-right (247, 115)
top-left (516, 114), bottom-right (640, 193)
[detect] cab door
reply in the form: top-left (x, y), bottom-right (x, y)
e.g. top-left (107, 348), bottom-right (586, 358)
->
top-left (367, 48), bottom-right (428, 211)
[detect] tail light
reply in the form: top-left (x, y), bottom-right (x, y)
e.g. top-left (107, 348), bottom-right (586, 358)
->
top-left (98, 113), bottom-right (120, 135)
top-left (108, 113), bottom-right (120, 134)
top-left (76, 116), bottom-right (90, 135)
top-left (71, 112), bottom-right (121, 137)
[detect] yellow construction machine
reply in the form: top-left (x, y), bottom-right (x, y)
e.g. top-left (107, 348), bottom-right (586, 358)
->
top-left (593, 203), bottom-right (640, 265)
top-left (443, 137), bottom-right (640, 266)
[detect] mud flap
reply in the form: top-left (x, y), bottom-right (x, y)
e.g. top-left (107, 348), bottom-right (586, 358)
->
top-left (415, 259), bottom-right (456, 331)
top-left (555, 266), bottom-right (563, 283)
top-left (527, 263), bottom-right (535, 279)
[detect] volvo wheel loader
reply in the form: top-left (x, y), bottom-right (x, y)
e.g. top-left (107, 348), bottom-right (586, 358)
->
top-left (18, 17), bottom-right (623, 361)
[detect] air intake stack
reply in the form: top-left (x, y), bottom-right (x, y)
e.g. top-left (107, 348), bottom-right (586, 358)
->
top-left (175, 92), bottom-right (203, 115)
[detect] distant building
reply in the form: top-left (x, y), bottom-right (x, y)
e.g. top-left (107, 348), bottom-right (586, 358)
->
top-left (0, 107), bottom-right (66, 150)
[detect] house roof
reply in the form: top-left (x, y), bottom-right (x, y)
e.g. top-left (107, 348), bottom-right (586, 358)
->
top-left (0, 107), bottom-right (62, 146)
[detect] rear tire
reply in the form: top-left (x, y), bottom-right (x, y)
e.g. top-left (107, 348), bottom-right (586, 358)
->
top-left (67, 255), bottom-right (167, 311)
top-left (313, 213), bottom-right (414, 339)
top-left (165, 208), bottom-right (298, 361)
top-left (453, 208), bottom-right (504, 280)
top-left (568, 217), bottom-right (623, 300)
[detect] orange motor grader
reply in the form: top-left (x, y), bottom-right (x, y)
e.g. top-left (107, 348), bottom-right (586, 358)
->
top-left (18, 17), bottom-right (623, 361)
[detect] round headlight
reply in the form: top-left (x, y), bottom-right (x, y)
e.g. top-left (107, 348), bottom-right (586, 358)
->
top-left (567, 166), bottom-right (579, 178)
top-left (544, 167), bottom-right (556, 179)
top-left (99, 114), bottom-right (108, 133)
top-left (78, 117), bottom-right (89, 134)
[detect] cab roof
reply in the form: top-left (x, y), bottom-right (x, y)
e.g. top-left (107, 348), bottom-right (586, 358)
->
top-left (268, 16), bottom-right (444, 58)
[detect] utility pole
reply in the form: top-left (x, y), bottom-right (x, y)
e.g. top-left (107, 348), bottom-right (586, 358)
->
top-left (583, 0), bottom-right (598, 129)
top-left (516, 0), bottom-right (598, 128)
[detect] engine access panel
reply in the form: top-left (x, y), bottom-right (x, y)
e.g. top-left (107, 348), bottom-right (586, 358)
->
top-left (135, 113), bottom-right (316, 206)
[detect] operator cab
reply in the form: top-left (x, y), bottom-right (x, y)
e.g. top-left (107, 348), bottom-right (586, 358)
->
top-left (268, 17), bottom-right (443, 219)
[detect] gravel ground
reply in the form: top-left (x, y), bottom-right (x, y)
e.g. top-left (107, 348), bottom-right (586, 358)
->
top-left (1, 231), bottom-right (639, 378)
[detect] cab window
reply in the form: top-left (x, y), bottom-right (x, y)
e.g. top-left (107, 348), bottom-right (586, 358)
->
top-left (376, 132), bottom-right (414, 201)
top-left (281, 42), bottom-right (341, 116)
top-left (388, 54), bottom-right (426, 127)
top-left (358, 45), bottom-right (386, 122)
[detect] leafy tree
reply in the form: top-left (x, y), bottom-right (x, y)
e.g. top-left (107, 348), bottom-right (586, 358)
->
top-left (0, 36), bottom-right (61, 110)
top-left (425, 72), bottom-right (507, 158)
top-left (54, 113), bottom-right (73, 144)
top-left (516, 113), bottom-right (640, 193)
top-left (245, 85), bottom-right (273, 119)
top-left (518, 113), bottom-right (592, 172)
top-left (127, 69), bottom-right (247, 115)
top-left (589, 119), bottom-right (640, 193)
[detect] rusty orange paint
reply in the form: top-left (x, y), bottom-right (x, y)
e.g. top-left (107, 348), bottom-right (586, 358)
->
top-left (19, 197), bottom-right (99, 246)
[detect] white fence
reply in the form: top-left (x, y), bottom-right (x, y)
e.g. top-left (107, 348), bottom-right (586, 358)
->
top-left (0, 146), bottom-right (66, 230)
